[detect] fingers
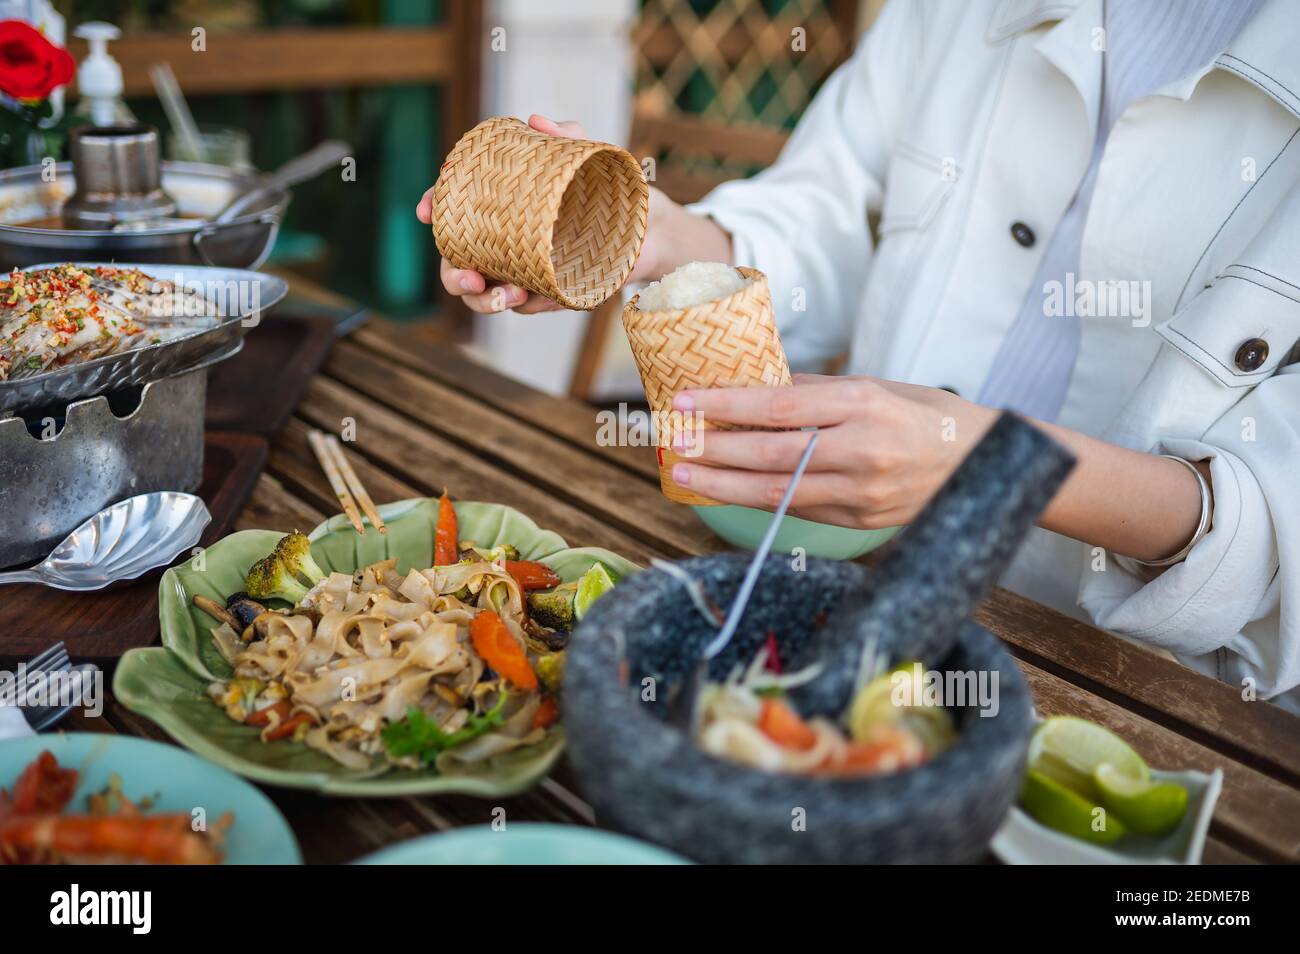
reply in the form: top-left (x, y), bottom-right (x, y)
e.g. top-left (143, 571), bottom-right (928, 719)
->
top-left (794, 504), bottom-right (907, 532)
top-left (463, 284), bottom-right (529, 313)
top-left (791, 372), bottom-right (837, 386)
top-left (528, 114), bottom-right (587, 140)
top-left (440, 259), bottom-right (486, 296)
top-left (512, 294), bottom-right (564, 314)
top-left (416, 186), bottom-right (437, 224)
top-left (439, 260), bottom-right (563, 314)
top-left (675, 427), bottom-right (823, 472)
top-left (669, 463), bottom-right (853, 511)
top-left (674, 380), bottom-right (878, 428)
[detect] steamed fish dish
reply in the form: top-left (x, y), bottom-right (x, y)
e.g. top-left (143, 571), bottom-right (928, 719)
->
top-left (0, 264), bottom-right (215, 380)
top-left (696, 641), bottom-right (956, 778)
top-left (193, 497), bottom-right (614, 772)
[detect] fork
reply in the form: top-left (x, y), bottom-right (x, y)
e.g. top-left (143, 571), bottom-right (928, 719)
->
top-left (26, 663), bottom-right (99, 731)
top-left (0, 641), bottom-right (90, 732)
top-left (0, 641), bottom-right (69, 707)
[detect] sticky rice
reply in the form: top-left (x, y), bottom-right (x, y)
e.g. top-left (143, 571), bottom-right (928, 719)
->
top-left (637, 261), bottom-right (750, 311)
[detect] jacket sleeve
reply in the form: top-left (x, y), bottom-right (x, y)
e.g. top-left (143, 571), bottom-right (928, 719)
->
top-left (685, 0), bottom-right (918, 371)
top-left (1078, 187), bottom-right (1300, 703)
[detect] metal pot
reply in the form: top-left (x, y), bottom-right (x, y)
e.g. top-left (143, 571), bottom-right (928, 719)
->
top-left (0, 160), bottom-right (288, 270)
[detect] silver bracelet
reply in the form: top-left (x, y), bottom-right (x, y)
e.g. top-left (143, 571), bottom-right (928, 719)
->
top-left (1131, 455), bottom-right (1212, 567)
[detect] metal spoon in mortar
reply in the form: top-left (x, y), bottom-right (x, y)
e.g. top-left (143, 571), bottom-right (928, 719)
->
top-left (0, 492), bottom-right (210, 591)
top-left (666, 429), bottom-right (819, 728)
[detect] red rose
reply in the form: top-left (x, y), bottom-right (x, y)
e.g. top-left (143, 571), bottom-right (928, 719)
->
top-left (0, 20), bottom-right (75, 101)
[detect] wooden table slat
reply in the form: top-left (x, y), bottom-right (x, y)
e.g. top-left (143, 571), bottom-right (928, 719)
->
top-left (317, 345), bottom-right (715, 557)
top-left (352, 321), bottom-right (662, 480)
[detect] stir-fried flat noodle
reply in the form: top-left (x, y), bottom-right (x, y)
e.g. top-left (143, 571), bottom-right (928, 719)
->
top-left (207, 557), bottom-right (550, 771)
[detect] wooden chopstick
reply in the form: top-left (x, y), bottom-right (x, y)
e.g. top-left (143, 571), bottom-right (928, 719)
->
top-left (329, 435), bottom-right (386, 535)
top-left (307, 429), bottom-right (386, 535)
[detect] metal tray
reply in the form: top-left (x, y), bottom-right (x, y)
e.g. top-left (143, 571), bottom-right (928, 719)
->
top-left (0, 262), bottom-right (286, 415)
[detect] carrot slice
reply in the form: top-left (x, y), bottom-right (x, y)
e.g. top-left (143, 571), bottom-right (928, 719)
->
top-left (505, 560), bottom-right (562, 591)
top-left (825, 725), bottom-right (925, 776)
top-left (532, 697), bottom-right (560, 729)
top-left (470, 609), bottom-right (538, 690)
top-left (757, 698), bottom-right (817, 751)
top-left (245, 699), bottom-right (291, 727)
top-left (435, 491), bottom-right (458, 566)
top-left (264, 712), bottom-right (315, 741)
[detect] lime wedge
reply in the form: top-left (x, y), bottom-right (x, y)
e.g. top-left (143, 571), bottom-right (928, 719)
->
top-left (1027, 716), bottom-right (1149, 798)
top-left (848, 661), bottom-right (955, 756)
top-left (1094, 764), bottom-right (1189, 836)
top-left (1021, 769), bottom-right (1127, 845)
top-left (574, 562), bottom-right (617, 620)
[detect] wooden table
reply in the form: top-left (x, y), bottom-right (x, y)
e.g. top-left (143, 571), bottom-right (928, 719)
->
top-left (66, 317), bottom-right (1300, 864)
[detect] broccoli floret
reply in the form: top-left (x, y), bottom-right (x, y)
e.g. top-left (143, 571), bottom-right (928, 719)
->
top-left (244, 553), bottom-right (310, 605)
top-left (275, 531), bottom-right (326, 586)
top-left (534, 651), bottom-right (565, 695)
top-left (458, 543), bottom-right (520, 564)
top-left (242, 531), bottom-right (326, 606)
top-left (527, 582), bottom-right (577, 630)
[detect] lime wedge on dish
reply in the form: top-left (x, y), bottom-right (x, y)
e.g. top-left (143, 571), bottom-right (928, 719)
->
top-left (1021, 769), bottom-right (1127, 845)
top-left (574, 562), bottom-right (617, 620)
top-left (848, 661), bottom-right (956, 756)
top-left (1027, 716), bottom-right (1149, 798)
top-left (1094, 763), bottom-right (1189, 836)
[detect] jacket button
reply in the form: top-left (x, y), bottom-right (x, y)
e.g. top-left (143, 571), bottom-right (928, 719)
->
top-left (1010, 221), bottom-right (1035, 247)
top-left (1234, 337), bottom-right (1269, 372)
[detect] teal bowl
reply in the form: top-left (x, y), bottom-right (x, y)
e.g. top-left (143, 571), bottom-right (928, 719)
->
top-left (355, 823), bottom-right (690, 865)
top-left (692, 504), bottom-right (899, 559)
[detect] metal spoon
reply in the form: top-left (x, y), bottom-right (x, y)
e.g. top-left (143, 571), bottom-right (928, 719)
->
top-left (212, 140), bottom-right (354, 224)
top-left (0, 492), bottom-right (210, 591)
top-left (667, 429), bottom-right (819, 727)
top-left (111, 140), bottom-right (353, 231)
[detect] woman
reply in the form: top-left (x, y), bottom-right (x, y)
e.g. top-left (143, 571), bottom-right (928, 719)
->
top-left (418, 0), bottom-right (1300, 710)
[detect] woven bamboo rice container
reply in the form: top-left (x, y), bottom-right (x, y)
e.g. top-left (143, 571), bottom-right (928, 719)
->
top-left (432, 117), bottom-right (649, 311)
top-left (623, 266), bottom-right (792, 505)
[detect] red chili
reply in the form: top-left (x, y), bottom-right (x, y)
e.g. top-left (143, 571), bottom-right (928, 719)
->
top-left (504, 560), bottom-right (562, 591)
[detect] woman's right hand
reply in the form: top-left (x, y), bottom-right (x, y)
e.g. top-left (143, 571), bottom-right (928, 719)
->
top-left (418, 114), bottom-right (719, 314)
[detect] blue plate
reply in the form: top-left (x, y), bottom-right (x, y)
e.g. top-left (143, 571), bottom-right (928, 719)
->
top-left (693, 504), bottom-right (899, 560)
top-left (0, 733), bottom-right (301, 864)
top-left (356, 823), bottom-right (691, 865)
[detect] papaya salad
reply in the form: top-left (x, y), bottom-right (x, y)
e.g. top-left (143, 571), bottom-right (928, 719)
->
top-left (192, 493), bottom-right (614, 772)
top-left (695, 637), bottom-right (957, 778)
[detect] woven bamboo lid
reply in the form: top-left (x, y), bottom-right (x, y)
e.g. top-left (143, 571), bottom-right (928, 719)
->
top-left (622, 266), bottom-right (792, 505)
top-left (432, 117), bottom-right (649, 311)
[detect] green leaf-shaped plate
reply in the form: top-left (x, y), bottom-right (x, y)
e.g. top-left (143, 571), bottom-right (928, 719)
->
top-left (114, 498), bottom-right (641, 797)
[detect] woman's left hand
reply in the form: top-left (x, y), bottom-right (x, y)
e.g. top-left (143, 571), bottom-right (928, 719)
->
top-left (670, 374), bottom-right (998, 529)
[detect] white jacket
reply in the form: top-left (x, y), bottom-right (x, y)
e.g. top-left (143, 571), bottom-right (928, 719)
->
top-left (691, 0), bottom-right (1300, 708)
